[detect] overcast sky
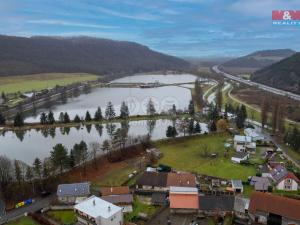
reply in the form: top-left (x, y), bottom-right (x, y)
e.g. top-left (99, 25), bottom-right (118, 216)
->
top-left (1, 0), bottom-right (300, 57)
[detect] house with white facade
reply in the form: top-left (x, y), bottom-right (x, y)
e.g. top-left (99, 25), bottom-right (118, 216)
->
top-left (231, 152), bottom-right (249, 164)
top-left (74, 195), bottom-right (123, 225)
top-left (270, 165), bottom-right (299, 191)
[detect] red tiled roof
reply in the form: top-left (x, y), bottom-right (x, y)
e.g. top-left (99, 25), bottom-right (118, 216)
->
top-left (249, 192), bottom-right (300, 221)
top-left (278, 172), bottom-right (300, 184)
top-left (167, 173), bottom-right (196, 187)
top-left (170, 193), bottom-right (199, 209)
top-left (101, 186), bottom-right (130, 196)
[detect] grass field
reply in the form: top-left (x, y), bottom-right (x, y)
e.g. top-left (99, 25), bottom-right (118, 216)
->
top-left (91, 162), bottom-right (137, 187)
top-left (125, 197), bottom-right (158, 222)
top-left (155, 133), bottom-right (257, 180)
top-left (7, 217), bottom-right (39, 225)
top-left (0, 73), bottom-right (99, 93)
top-left (47, 210), bottom-right (76, 224)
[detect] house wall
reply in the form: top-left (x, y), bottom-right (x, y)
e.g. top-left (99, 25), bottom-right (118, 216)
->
top-left (58, 196), bottom-right (76, 204)
top-left (276, 179), bottom-right (298, 191)
top-left (282, 217), bottom-right (300, 225)
top-left (100, 210), bottom-right (123, 225)
top-left (235, 144), bottom-right (246, 152)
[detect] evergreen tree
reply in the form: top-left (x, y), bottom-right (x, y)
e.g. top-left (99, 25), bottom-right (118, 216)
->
top-left (14, 112), bottom-right (24, 127)
top-left (120, 102), bottom-right (129, 119)
top-left (147, 98), bottom-right (156, 116)
top-left (171, 104), bottom-right (177, 114)
top-left (0, 113), bottom-right (6, 125)
top-left (208, 104), bottom-right (219, 121)
top-left (79, 140), bottom-right (89, 175)
top-left (209, 120), bottom-right (217, 132)
top-left (194, 122), bottom-right (201, 133)
top-left (105, 101), bottom-right (116, 119)
top-left (85, 111), bottom-right (92, 122)
top-left (33, 158), bottom-right (42, 181)
top-left (188, 119), bottom-right (195, 134)
top-left (94, 107), bottom-right (103, 121)
top-left (59, 112), bottom-right (64, 123)
top-left (69, 150), bottom-right (75, 168)
top-left (40, 112), bottom-right (47, 124)
top-left (63, 112), bottom-right (70, 123)
top-left (1, 92), bottom-right (6, 102)
top-left (74, 115), bottom-right (81, 123)
top-left (50, 144), bottom-right (69, 175)
top-left (47, 110), bottom-right (55, 124)
top-left (166, 126), bottom-right (178, 138)
top-left (188, 100), bottom-right (195, 116)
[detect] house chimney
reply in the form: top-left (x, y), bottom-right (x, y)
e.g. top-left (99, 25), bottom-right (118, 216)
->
top-left (93, 200), bottom-right (96, 206)
top-left (108, 206), bottom-right (111, 212)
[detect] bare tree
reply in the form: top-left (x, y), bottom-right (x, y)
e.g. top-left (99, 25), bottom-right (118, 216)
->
top-left (0, 156), bottom-right (12, 197)
top-left (261, 96), bottom-right (270, 128)
top-left (90, 142), bottom-right (100, 170)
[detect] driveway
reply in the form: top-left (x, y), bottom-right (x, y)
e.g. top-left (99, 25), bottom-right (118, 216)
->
top-left (0, 195), bottom-right (55, 224)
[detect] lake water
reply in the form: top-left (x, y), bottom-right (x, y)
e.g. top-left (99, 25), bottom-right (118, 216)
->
top-left (0, 120), bottom-right (208, 164)
top-left (1, 74), bottom-right (210, 164)
top-left (111, 74), bottom-right (198, 84)
top-left (26, 86), bottom-right (192, 122)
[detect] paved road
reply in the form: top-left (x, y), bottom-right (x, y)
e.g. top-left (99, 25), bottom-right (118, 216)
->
top-left (0, 195), bottom-right (55, 224)
top-left (212, 65), bottom-right (300, 102)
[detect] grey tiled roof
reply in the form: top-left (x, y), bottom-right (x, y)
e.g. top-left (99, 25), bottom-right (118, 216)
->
top-left (270, 165), bottom-right (288, 182)
top-left (199, 195), bottom-right (234, 211)
top-left (57, 182), bottom-right (90, 197)
top-left (101, 194), bottom-right (133, 204)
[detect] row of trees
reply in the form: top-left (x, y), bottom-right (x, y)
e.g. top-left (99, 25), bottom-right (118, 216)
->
top-left (166, 118), bottom-right (202, 138)
top-left (284, 127), bottom-right (300, 152)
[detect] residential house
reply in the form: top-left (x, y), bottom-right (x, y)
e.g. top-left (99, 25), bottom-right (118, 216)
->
top-left (101, 187), bottom-right (130, 196)
top-left (231, 152), bottom-right (249, 164)
top-left (135, 172), bottom-right (168, 191)
top-left (169, 186), bottom-right (199, 213)
top-left (100, 187), bottom-right (133, 213)
top-left (271, 165), bottom-right (299, 191)
top-left (166, 172), bottom-right (197, 188)
top-left (231, 180), bottom-right (243, 193)
top-left (198, 195), bottom-right (235, 216)
top-left (250, 176), bottom-right (271, 192)
top-left (233, 135), bottom-right (255, 152)
top-left (57, 182), bottom-right (90, 204)
top-left (248, 192), bottom-right (300, 225)
top-left (74, 195), bottom-right (123, 225)
top-left (244, 128), bottom-right (264, 142)
top-left (234, 196), bottom-right (249, 219)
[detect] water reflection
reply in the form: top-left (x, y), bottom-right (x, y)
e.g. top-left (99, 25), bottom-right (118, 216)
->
top-left (0, 119), bottom-right (208, 164)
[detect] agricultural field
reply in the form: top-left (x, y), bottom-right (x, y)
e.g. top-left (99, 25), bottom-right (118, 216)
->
top-left (155, 133), bottom-right (257, 180)
top-left (0, 73), bottom-right (99, 94)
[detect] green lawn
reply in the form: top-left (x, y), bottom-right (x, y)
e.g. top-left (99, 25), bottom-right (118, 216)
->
top-left (46, 210), bottom-right (76, 224)
top-left (124, 197), bottom-right (158, 222)
top-left (155, 133), bottom-right (257, 180)
top-left (92, 164), bottom-right (137, 187)
top-left (0, 73), bottom-right (99, 94)
top-left (7, 217), bottom-right (40, 225)
top-left (243, 184), bottom-right (254, 198)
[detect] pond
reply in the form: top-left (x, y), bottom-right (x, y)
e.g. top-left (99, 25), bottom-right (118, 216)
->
top-left (0, 120), bottom-right (208, 164)
top-left (26, 86), bottom-right (192, 122)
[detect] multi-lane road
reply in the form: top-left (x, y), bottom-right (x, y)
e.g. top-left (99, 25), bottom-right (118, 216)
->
top-left (212, 65), bottom-right (300, 102)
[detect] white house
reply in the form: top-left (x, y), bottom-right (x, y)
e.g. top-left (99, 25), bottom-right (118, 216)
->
top-left (244, 128), bottom-right (264, 142)
top-left (270, 165), bottom-right (299, 191)
top-left (74, 196), bottom-right (123, 225)
top-left (231, 180), bottom-right (243, 193)
top-left (233, 135), bottom-right (255, 152)
top-left (231, 152), bottom-right (249, 164)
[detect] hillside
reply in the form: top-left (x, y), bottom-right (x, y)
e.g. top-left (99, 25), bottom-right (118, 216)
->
top-left (220, 49), bottom-right (295, 75)
top-left (251, 53), bottom-right (300, 94)
top-left (0, 35), bottom-right (190, 77)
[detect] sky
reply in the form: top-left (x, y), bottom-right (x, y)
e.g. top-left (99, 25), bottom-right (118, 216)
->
top-left (1, 0), bottom-right (300, 57)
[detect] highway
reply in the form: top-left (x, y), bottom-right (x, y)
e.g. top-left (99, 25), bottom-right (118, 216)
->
top-left (212, 65), bottom-right (300, 102)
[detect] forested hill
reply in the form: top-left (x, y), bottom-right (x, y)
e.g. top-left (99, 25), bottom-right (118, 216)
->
top-left (220, 49), bottom-right (295, 75)
top-left (0, 35), bottom-right (190, 76)
top-left (251, 52), bottom-right (300, 94)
